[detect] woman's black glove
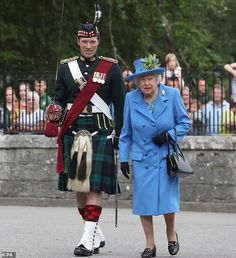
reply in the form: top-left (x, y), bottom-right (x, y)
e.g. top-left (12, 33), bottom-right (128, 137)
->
top-left (152, 132), bottom-right (167, 147)
top-left (120, 162), bottom-right (130, 179)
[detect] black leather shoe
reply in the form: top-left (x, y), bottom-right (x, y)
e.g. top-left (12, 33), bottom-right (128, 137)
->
top-left (93, 240), bottom-right (105, 254)
top-left (141, 245), bottom-right (156, 258)
top-left (168, 233), bottom-right (179, 255)
top-left (74, 245), bottom-right (92, 256)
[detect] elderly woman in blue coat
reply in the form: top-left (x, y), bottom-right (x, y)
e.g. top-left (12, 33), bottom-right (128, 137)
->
top-left (119, 55), bottom-right (191, 258)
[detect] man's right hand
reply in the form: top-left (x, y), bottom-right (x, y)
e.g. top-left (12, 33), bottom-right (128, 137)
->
top-left (120, 162), bottom-right (130, 179)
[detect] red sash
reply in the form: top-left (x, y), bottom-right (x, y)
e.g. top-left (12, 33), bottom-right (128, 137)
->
top-left (56, 60), bottom-right (113, 173)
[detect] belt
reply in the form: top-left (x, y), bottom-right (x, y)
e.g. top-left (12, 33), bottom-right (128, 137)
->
top-left (66, 103), bottom-right (102, 114)
top-left (72, 130), bottom-right (113, 139)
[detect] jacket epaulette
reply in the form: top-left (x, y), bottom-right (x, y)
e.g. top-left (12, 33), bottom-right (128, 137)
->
top-left (60, 56), bottom-right (79, 64)
top-left (99, 56), bottom-right (118, 64)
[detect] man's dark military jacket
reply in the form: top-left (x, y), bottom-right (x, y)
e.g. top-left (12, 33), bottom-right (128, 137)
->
top-left (54, 56), bottom-right (125, 136)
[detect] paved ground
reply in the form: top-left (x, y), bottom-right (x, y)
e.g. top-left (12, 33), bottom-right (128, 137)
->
top-left (0, 206), bottom-right (236, 258)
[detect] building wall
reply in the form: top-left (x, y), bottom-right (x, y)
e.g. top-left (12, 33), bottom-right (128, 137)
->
top-left (0, 134), bottom-right (235, 212)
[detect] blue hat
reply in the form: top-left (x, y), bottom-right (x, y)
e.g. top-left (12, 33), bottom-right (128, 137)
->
top-left (127, 54), bottom-right (165, 81)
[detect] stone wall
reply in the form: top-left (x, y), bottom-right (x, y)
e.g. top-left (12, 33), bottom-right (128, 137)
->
top-left (0, 134), bottom-right (235, 212)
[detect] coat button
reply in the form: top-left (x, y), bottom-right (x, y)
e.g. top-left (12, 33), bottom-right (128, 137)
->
top-left (151, 123), bottom-right (156, 127)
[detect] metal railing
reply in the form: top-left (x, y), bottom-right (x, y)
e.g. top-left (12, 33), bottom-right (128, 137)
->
top-left (0, 71), bottom-right (54, 134)
top-left (0, 68), bottom-right (235, 135)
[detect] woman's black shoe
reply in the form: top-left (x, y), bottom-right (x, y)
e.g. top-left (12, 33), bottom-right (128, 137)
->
top-left (168, 233), bottom-right (179, 255)
top-left (141, 245), bottom-right (156, 258)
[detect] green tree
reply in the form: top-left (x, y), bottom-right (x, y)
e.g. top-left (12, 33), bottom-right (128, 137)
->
top-left (0, 0), bottom-right (235, 73)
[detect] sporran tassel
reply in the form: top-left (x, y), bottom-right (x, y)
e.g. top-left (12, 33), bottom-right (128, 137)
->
top-left (69, 151), bottom-right (78, 179)
top-left (77, 151), bottom-right (87, 181)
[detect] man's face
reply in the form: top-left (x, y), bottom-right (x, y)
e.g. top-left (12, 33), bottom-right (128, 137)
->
top-left (34, 80), bottom-right (47, 95)
top-left (213, 88), bottom-right (224, 104)
top-left (198, 80), bottom-right (206, 95)
top-left (34, 81), bottom-right (40, 94)
top-left (78, 36), bottom-right (99, 59)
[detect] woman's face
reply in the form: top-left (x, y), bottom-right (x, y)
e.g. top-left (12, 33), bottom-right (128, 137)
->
top-left (182, 89), bottom-right (190, 104)
top-left (138, 75), bottom-right (158, 98)
top-left (27, 93), bottom-right (39, 112)
top-left (6, 89), bottom-right (13, 104)
top-left (19, 84), bottom-right (28, 100)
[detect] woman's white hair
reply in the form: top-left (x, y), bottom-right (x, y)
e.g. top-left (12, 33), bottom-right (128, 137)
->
top-left (27, 91), bottom-right (40, 102)
top-left (134, 74), bottom-right (162, 86)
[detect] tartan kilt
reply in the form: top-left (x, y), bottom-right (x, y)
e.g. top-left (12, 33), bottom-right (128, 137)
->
top-left (58, 116), bottom-right (118, 194)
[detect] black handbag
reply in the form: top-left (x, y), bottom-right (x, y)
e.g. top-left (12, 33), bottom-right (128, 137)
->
top-left (166, 130), bottom-right (193, 178)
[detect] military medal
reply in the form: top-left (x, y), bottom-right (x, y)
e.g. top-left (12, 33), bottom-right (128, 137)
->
top-left (93, 72), bottom-right (106, 84)
top-left (100, 73), bottom-right (106, 84)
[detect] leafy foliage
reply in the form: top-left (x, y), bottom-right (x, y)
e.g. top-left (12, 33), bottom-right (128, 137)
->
top-left (0, 0), bottom-right (235, 73)
top-left (141, 54), bottom-right (161, 70)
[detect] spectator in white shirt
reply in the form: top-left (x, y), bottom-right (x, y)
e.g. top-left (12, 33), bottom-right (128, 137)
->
top-left (19, 91), bottom-right (45, 132)
top-left (202, 84), bottom-right (230, 135)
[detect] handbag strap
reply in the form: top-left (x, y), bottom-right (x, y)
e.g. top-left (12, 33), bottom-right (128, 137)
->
top-left (174, 128), bottom-right (179, 156)
top-left (166, 129), bottom-right (184, 161)
top-left (165, 131), bottom-right (171, 156)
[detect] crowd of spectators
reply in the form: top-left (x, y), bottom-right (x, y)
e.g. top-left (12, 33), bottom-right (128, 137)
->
top-left (0, 58), bottom-right (235, 136)
top-left (0, 79), bottom-right (51, 133)
top-left (122, 54), bottom-right (236, 136)
top-left (162, 55), bottom-right (236, 135)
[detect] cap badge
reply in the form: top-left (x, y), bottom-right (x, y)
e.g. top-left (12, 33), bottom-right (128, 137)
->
top-left (75, 77), bottom-right (87, 90)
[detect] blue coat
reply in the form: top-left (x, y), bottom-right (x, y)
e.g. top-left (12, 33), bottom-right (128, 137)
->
top-left (119, 84), bottom-right (191, 216)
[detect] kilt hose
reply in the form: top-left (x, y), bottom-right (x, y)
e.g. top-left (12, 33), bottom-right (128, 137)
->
top-left (58, 116), bottom-right (118, 194)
